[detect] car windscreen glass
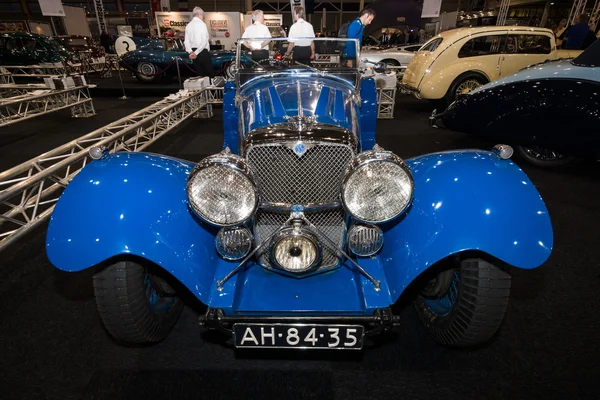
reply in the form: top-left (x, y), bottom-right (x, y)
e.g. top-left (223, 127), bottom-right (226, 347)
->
top-left (236, 37), bottom-right (359, 70)
top-left (419, 38), bottom-right (442, 52)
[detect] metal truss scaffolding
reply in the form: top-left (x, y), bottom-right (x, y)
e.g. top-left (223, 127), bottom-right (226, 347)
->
top-left (0, 90), bottom-right (211, 252)
top-left (590, 0), bottom-right (600, 31)
top-left (0, 86), bottom-right (96, 127)
top-left (497, 0), bottom-right (511, 26)
top-left (568, 0), bottom-right (588, 25)
top-left (377, 88), bottom-right (396, 119)
top-left (0, 84), bottom-right (53, 99)
top-left (2, 60), bottom-right (107, 79)
top-left (0, 67), bottom-right (14, 84)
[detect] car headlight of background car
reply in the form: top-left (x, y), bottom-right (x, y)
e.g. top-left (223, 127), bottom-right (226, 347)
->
top-left (341, 147), bottom-right (414, 224)
top-left (186, 152), bottom-right (258, 227)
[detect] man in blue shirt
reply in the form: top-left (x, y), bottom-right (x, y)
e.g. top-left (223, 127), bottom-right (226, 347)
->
top-left (343, 8), bottom-right (376, 66)
top-left (565, 14), bottom-right (592, 50)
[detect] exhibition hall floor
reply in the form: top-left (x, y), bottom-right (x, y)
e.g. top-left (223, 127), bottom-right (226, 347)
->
top-left (1, 94), bottom-right (598, 400)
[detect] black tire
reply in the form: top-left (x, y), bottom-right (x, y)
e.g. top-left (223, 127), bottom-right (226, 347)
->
top-left (444, 73), bottom-right (487, 106)
top-left (93, 260), bottom-right (184, 344)
top-left (414, 258), bottom-right (511, 347)
top-left (380, 58), bottom-right (400, 68)
top-left (135, 62), bottom-right (159, 83)
top-left (515, 145), bottom-right (576, 168)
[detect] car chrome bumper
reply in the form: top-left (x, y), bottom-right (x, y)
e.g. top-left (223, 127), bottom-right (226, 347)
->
top-left (398, 83), bottom-right (419, 96)
top-left (429, 109), bottom-right (445, 129)
top-left (199, 307), bottom-right (400, 337)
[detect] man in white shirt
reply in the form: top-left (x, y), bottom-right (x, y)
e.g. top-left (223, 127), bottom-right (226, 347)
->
top-left (241, 9), bottom-right (272, 61)
top-left (184, 7), bottom-right (215, 80)
top-left (286, 7), bottom-right (315, 64)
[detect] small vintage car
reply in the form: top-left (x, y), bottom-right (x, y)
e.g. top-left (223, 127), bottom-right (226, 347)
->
top-left (430, 39), bottom-right (600, 167)
top-left (360, 46), bottom-right (416, 68)
top-left (401, 26), bottom-right (582, 105)
top-left (0, 32), bottom-right (72, 65)
top-left (116, 36), bottom-right (250, 82)
top-left (46, 38), bottom-right (553, 350)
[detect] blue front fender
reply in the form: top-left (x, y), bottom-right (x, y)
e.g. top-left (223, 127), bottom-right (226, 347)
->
top-left (380, 150), bottom-right (553, 301)
top-left (46, 152), bottom-right (220, 303)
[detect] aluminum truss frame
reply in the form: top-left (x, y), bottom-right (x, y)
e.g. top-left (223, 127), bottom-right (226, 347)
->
top-left (0, 86), bottom-right (96, 127)
top-left (0, 67), bottom-right (15, 84)
top-left (496, 0), bottom-right (511, 26)
top-left (0, 84), bottom-right (49, 99)
top-left (590, 0), bottom-right (600, 31)
top-left (0, 90), bottom-right (211, 252)
top-left (377, 88), bottom-right (396, 119)
top-left (568, 0), bottom-right (588, 25)
top-left (2, 59), bottom-right (107, 79)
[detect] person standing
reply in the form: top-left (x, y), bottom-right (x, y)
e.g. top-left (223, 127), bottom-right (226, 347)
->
top-left (342, 8), bottom-right (376, 67)
top-left (184, 7), bottom-right (215, 81)
top-left (564, 14), bottom-right (592, 50)
top-left (554, 19), bottom-right (567, 48)
top-left (286, 7), bottom-right (315, 65)
top-left (241, 9), bottom-right (272, 61)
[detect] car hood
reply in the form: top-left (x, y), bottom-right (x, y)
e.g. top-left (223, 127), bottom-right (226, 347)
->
top-left (237, 73), bottom-right (359, 136)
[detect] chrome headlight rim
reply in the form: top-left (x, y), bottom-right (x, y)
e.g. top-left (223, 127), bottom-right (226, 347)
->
top-left (340, 148), bottom-right (414, 224)
top-left (347, 224), bottom-right (384, 257)
top-left (215, 226), bottom-right (254, 261)
top-left (269, 227), bottom-right (322, 273)
top-left (186, 152), bottom-right (259, 228)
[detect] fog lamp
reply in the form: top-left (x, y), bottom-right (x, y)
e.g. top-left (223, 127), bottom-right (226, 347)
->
top-left (215, 227), bottom-right (253, 260)
top-left (347, 225), bottom-right (384, 256)
top-left (270, 228), bottom-right (321, 273)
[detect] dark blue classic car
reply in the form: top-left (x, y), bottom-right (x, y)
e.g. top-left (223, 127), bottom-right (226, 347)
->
top-left (431, 39), bottom-right (600, 167)
top-left (0, 32), bottom-right (73, 65)
top-left (46, 38), bottom-right (553, 350)
top-left (117, 36), bottom-right (251, 83)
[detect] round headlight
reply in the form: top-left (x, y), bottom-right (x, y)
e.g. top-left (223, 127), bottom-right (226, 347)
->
top-left (270, 228), bottom-right (321, 273)
top-left (187, 152), bottom-right (258, 227)
top-left (341, 148), bottom-right (413, 223)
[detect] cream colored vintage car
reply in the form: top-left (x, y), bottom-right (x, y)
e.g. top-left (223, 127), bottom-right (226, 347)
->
top-left (401, 26), bottom-right (582, 104)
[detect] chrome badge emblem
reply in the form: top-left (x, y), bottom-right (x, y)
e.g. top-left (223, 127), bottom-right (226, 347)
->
top-left (293, 142), bottom-right (307, 157)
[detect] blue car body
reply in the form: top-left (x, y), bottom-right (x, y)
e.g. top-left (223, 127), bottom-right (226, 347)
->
top-left (46, 65), bottom-right (553, 317)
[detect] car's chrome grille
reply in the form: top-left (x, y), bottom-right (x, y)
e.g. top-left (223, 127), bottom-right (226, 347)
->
top-left (246, 142), bottom-right (354, 205)
top-left (246, 141), bottom-right (354, 271)
top-left (253, 208), bottom-right (346, 270)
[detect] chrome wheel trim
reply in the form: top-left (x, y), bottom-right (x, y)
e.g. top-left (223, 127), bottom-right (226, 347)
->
top-left (522, 146), bottom-right (567, 161)
top-left (455, 79), bottom-right (481, 96)
top-left (138, 62), bottom-right (156, 76)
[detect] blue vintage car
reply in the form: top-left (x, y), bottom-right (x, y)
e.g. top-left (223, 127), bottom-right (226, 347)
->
top-left (117, 36), bottom-right (251, 83)
top-left (430, 39), bottom-right (600, 167)
top-left (46, 38), bottom-right (553, 350)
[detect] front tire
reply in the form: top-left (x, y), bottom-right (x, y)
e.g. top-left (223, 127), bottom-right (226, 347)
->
top-left (515, 145), bottom-right (576, 168)
top-left (93, 260), bottom-right (184, 344)
top-left (415, 258), bottom-right (511, 347)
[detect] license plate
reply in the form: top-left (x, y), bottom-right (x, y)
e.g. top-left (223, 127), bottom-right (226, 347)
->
top-left (233, 323), bottom-right (364, 350)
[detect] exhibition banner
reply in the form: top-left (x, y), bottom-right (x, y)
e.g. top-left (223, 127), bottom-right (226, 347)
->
top-left (264, 14), bottom-right (283, 28)
top-left (38, 0), bottom-right (65, 17)
top-left (421, 0), bottom-right (442, 18)
top-left (155, 11), bottom-right (193, 36)
top-left (63, 6), bottom-right (92, 37)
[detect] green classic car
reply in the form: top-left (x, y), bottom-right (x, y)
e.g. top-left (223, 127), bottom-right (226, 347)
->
top-left (0, 32), bottom-right (73, 65)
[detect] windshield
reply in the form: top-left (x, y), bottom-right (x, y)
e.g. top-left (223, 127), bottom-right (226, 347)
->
top-left (236, 37), bottom-right (360, 71)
